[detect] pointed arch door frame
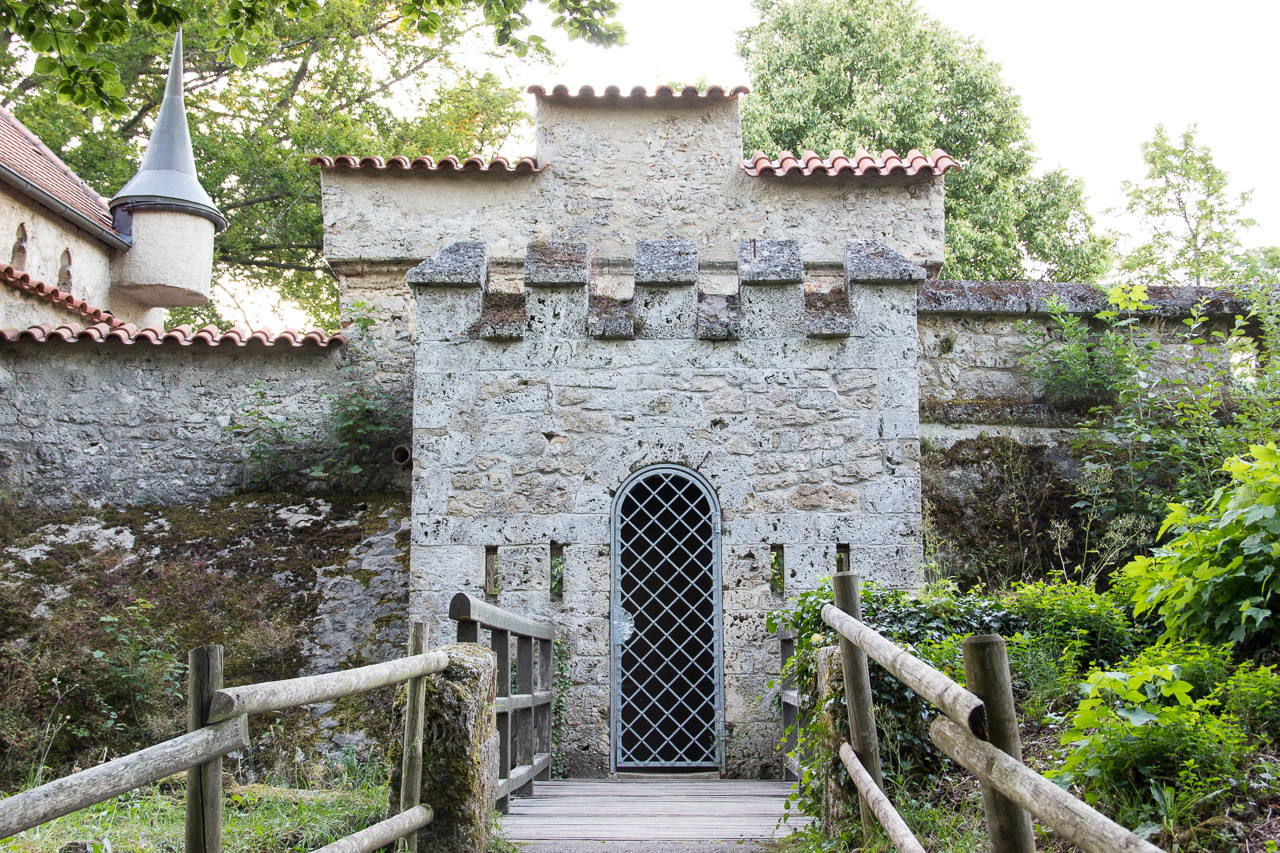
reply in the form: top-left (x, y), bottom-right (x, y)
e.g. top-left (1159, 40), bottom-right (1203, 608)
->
top-left (609, 463), bottom-right (725, 773)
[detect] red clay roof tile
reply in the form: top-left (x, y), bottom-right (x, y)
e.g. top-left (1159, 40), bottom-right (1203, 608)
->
top-left (0, 107), bottom-right (117, 235)
top-left (742, 148), bottom-right (960, 178)
top-left (309, 154), bottom-right (541, 174)
top-left (527, 84), bottom-right (750, 105)
top-left (2, 263), bottom-right (124, 327)
top-left (1, 264), bottom-right (342, 348)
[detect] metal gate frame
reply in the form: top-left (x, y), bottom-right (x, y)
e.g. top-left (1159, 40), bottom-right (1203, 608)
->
top-left (609, 464), bottom-right (725, 773)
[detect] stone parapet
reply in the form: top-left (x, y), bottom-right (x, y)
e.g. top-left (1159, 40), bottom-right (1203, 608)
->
top-left (406, 239), bottom-right (925, 344)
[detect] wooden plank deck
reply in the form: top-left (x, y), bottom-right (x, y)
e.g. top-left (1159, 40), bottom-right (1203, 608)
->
top-left (502, 779), bottom-right (811, 843)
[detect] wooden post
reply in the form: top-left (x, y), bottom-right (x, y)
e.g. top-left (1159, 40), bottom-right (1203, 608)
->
top-left (962, 634), bottom-right (1036, 853)
top-left (456, 619), bottom-right (479, 643)
top-left (832, 572), bottom-right (883, 840)
top-left (536, 637), bottom-right (553, 780)
top-left (185, 645), bottom-right (224, 853)
top-left (515, 635), bottom-right (534, 796)
top-left (492, 628), bottom-right (511, 814)
top-left (397, 622), bottom-right (428, 853)
top-left (778, 629), bottom-right (799, 782)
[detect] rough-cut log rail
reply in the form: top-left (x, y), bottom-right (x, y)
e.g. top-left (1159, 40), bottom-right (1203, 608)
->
top-left (822, 603), bottom-right (987, 739)
top-left (0, 716), bottom-right (249, 839)
top-left (930, 717), bottom-right (1165, 853)
top-left (497, 753), bottom-right (553, 800)
top-left (450, 593), bottom-right (555, 640)
top-left (206, 652), bottom-right (450, 723)
top-left (838, 743), bottom-right (925, 853)
top-left (310, 804), bottom-right (433, 853)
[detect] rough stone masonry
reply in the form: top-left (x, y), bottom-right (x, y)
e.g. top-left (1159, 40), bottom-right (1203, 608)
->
top-left (317, 86), bottom-right (943, 778)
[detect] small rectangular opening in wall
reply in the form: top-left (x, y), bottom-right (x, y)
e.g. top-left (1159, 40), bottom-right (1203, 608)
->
top-left (835, 543), bottom-right (850, 574)
top-left (769, 545), bottom-right (785, 597)
top-left (550, 542), bottom-right (565, 599)
top-left (485, 546), bottom-right (499, 598)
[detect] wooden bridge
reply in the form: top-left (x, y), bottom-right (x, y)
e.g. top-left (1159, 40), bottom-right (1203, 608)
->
top-left (504, 779), bottom-right (806, 850)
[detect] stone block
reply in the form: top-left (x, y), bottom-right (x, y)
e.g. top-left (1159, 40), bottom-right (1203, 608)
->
top-left (738, 239), bottom-right (803, 283)
top-left (588, 289), bottom-right (636, 339)
top-left (845, 239), bottom-right (926, 285)
top-left (803, 288), bottom-right (853, 338)
top-left (525, 241), bottom-right (591, 285)
top-left (694, 292), bottom-right (739, 344)
top-left (389, 641), bottom-right (497, 853)
top-left (635, 238), bottom-right (698, 284)
top-left (407, 242), bottom-right (488, 286)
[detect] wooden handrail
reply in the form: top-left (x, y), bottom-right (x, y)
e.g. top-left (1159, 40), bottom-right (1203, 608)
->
top-left (310, 805), bottom-right (433, 853)
top-left (805, 576), bottom-right (1166, 853)
top-left (207, 651), bottom-right (450, 723)
top-left (931, 718), bottom-right (1164, 853)
top-left (449, 593), bottom-right (554, 640)
top-left (0, 716), bottom-right (248, 839)
top-left (821, 603), bottom-right (987, 739)
top-left (838, 743), bottom-right (924, 853)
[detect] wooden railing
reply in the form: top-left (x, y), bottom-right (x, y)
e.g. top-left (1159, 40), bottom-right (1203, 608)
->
top-left (798, 571), bottom-right (1164, 853)
top-left (0, 622), bottom-right (446, 853)
top-left (449, 592), bottom-right (554, 813)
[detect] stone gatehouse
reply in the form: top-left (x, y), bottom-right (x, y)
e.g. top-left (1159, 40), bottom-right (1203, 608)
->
top-left (316, 85), bottom-right (956, 777)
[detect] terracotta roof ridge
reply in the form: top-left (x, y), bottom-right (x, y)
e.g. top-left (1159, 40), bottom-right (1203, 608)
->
top-left (526, 84), bottom-right (750, 103)
top-left (0, 316), bottom-right (347, 348)
top-left (1, 263), bottom-right (126, 328)
top-left (742, 147), bottom-right (961, 178)
top-left (309, 154), bottom-right (541, 174)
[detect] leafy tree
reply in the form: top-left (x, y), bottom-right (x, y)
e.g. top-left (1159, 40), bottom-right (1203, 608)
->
top-left (0, 0), bottom-right (621, 113)
top-left (2, 0), bottom-right (593, 329)
top-left (1119, 124), bottom-right (1258, 288)
top-left (737, 0), bottom-right (1112, 283)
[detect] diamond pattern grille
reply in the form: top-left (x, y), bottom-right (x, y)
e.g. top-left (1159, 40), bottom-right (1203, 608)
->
top-left (614, 469), bottom-right (720, 768)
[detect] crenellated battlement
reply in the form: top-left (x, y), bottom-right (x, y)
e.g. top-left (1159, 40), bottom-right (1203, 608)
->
top-left (407, 238), bottom-right (925, 343)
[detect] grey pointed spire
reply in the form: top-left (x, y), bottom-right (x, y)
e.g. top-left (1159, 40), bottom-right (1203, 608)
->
top-left (110, 30), bottom-right (227, 232)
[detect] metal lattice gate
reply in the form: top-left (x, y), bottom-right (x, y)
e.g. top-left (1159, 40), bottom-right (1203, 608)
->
top-left (611, 465), bottom-right (724, 771)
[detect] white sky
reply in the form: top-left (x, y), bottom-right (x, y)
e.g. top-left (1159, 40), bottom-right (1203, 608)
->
top-left (518, 0), bottom-right (1280, 250)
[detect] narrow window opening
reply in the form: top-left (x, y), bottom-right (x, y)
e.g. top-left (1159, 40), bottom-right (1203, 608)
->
top-left (768, 544), bottom-right (785, 597)
top-left (835, 543), bottom-right (850, 574)
top-left (10, 224), bottom-right (27, 270)
top-left (57, 249), bottom-right (72, 292)
top-left (484, 545), bottom-right (499, 598)
top-left (550, 542), bottom-right (565, 599)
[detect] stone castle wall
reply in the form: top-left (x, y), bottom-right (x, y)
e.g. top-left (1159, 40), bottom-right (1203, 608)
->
top-left (0, 340), bottom-right (343, 506)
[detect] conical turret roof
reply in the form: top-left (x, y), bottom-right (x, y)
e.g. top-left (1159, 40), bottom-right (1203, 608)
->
top-left (110, 31), bottom-right (227, 232)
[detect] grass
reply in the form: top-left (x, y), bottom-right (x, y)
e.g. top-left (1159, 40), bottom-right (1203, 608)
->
top-left (0, 776), bottom-right (389, 853)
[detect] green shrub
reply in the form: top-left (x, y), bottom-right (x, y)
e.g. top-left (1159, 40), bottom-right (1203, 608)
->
top-left (1054, 663), bottom-right (1248, 825)
top-left (1020, 284), bottom-right (1147, 409)
top-left (1225, 664), bottom-right (1280, 740)
top-left (1122, 442), bottom-right (1280, 656)
top-left (1124, 641), bottom-right (1233, 701)
top-left (1006, 580), bottom-right (1134, 670)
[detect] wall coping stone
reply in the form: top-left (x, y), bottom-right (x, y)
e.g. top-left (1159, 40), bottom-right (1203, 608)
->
top-left (919, 281), bottom-right (1251, 318)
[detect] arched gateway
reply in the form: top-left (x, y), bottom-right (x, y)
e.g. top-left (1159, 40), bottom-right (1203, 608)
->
top-left (611, 465), bottom-right (725, 772)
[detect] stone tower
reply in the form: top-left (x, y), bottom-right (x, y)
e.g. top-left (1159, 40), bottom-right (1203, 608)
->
top-left (110, 30), bottom-right (227, 308)
top-left (316, 84), bottom-right (957, 778)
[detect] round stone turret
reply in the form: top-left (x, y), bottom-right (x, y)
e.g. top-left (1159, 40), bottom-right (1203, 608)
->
top-left (109, 30), bottom-right (226, 307)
